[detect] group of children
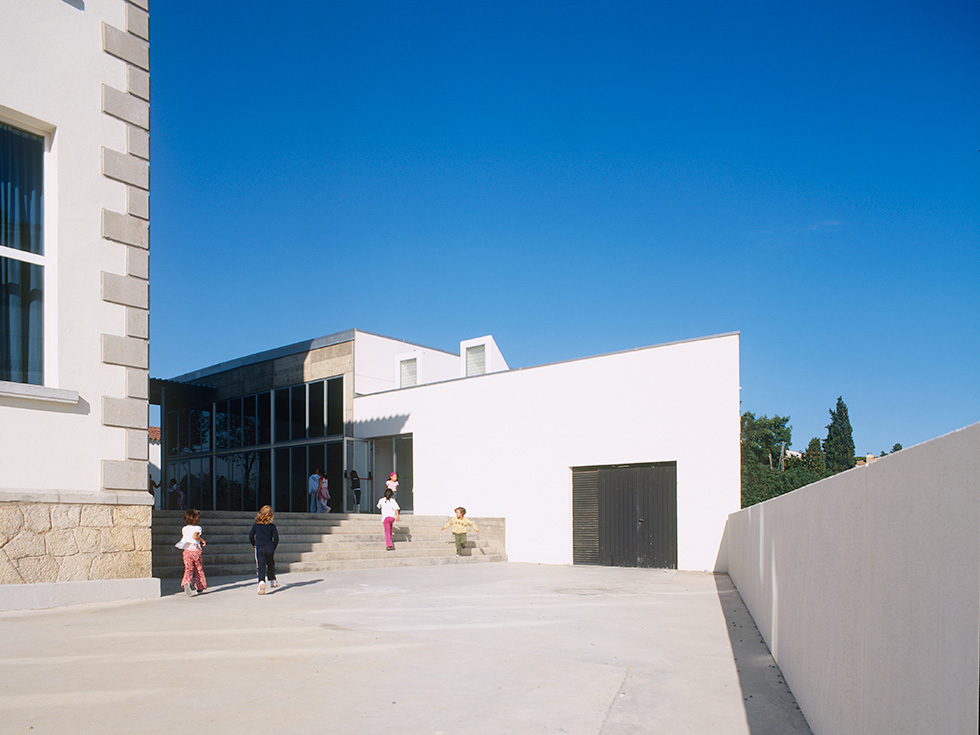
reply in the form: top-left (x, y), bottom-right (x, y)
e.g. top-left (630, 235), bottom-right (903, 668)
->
top-left (176, 506), bottom-right (281, 596)
top-left (176, 492), bottom-right (481, 596)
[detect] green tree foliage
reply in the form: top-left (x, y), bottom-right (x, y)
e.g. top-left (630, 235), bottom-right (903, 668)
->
top-left (740, 412), bottom-right (792, 468)
top-left (891, 443), bottom-right (903, 453)
top-left (823, 397), bottom-right (855, 473)
top-left (740, 412), bottom-right (823, 508)
top-left (741, 398), bottom-right (867, 508)
top-left (802, 436), bottom-right (826, 474)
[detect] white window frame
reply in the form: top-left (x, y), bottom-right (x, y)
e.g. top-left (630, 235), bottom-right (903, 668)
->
top-left (0, 105), bottom-right (61, 396)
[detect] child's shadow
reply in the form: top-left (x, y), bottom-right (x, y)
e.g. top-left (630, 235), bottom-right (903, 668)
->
top-left (164, 578), bottom-right (325, 596)
top-left (267, 579), bottom-right (324, 592)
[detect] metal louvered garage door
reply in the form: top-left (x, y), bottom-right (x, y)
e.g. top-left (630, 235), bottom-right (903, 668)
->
top-left (572, 469), bottom-right (599, 564)
top-left (572, 462), bottom-right (677, 569)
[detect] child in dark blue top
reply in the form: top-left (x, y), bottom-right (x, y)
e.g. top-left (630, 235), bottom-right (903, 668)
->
top-left (249, 505), bottom-right (280, 595)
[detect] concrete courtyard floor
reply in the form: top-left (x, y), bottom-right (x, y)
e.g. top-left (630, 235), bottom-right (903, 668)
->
top-left (0, 563), bottom-right (811, 735)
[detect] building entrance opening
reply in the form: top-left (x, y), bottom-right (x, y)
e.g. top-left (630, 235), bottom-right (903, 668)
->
top-left (572, 462), bottom-right (677, 568)
top-left (372, 435), bottom-right (413, 512)
top-left (346, 439), bottom-right (373, 512)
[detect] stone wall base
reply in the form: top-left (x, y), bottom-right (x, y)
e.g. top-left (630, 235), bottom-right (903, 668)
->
top-left (0, 500), bottom-right (153, 587)
top-left (0, 577), bottom-right (160, 612)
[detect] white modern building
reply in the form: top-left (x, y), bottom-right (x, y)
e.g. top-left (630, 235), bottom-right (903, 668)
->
top-left (0, 0), bottom-right (156, 610)
top-left (159, 329), bottom-right (741, 571)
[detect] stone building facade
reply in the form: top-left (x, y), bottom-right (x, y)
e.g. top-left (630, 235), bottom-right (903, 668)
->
top-left (0, 0), bottom-right (157, 610)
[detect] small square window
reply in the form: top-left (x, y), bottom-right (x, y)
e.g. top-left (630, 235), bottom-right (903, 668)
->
top-left (400, 358), bottom-right (417, 388)
top-left (465, 345), bottom-right (486, 377)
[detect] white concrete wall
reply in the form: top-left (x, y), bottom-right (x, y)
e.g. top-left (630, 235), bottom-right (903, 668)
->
top-left (354, 333), bottom-right (740, 569)
top-left (353, 331), bottom-right (458, 395)
top-left (0, 0), bottom-right (146, 497)
top-left (727, 423), bottom-right (980, 735)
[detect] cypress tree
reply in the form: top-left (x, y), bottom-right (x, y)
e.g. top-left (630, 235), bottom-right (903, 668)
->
top-left (823, 396), bottom-right (855, 473)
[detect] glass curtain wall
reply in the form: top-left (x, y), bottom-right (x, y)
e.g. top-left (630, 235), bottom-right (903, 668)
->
top-left (166, 377), bottom-right (344, 513)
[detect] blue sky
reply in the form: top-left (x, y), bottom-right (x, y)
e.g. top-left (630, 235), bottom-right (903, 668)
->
top-left (148, 1), bottom-right (980, 456)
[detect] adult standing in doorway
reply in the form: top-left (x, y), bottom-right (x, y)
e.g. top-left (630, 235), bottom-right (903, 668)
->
top-left (308, 468), bottom-right (322, 513)
top-left (377, 488), bottom-right (400, 550)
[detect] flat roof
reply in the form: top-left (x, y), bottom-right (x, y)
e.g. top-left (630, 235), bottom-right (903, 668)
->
top-left (169, 328), bottom-right (456, 382)
top-left (352, 331), bottom-right (741, 398)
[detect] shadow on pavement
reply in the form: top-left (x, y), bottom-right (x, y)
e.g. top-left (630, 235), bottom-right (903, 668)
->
top-left (160, 575), bottom-right (325, 597)
top-left (713, 574), bottom-right (813, 735)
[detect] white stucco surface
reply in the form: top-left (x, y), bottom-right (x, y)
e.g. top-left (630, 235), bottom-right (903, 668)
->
top-left (354, 333), bottom-right (740, 569)
top-left (0, 0), bottom-right (134, 496)
top-left (353, 331), bottom-right (458, 395)
top-left (727, 422), bottom-right (980, 735)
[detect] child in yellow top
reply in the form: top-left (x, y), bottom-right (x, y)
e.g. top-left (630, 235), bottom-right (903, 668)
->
top-left (442, 506), bottom-right (479, 556)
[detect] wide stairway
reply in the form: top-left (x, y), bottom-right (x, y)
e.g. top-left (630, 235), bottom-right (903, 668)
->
top-left (152, 511), bottom-right (507, 578)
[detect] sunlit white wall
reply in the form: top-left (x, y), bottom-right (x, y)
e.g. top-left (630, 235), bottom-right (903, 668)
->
top-left (354, 333), bottom-right (740, 569)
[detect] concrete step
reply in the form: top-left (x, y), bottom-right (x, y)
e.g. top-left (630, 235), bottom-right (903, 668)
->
top-left (152, 510), bottom-right (506, 577)
top-left (156, 544), bottom-right (499, 567)
top-left (155, 540), bottom-right (501, 560)
top-left (155, 533), bottom-right (503, 547)
top-left (154, 553), bottom-right (509, 578)
top-left (154, 539), bottom-right (502, 555)
top-left (153, 549), bottom-right (507, 579)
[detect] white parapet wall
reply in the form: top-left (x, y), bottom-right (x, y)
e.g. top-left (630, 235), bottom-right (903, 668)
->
top-left (726, 422), bottom-right (980, 735)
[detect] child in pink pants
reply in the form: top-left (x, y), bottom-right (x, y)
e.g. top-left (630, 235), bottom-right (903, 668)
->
top-left (376, 488), bottom-right (400, 550)
top-left (176, 508), bottom-right (207, 596)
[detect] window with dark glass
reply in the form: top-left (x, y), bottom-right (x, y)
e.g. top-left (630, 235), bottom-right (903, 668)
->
top-left (257, 449), bottom-right (272, 507)
top-left (327, 377), bottom-right (344, 436)
top-left (290, 445), bottom-right (308, 512)
top-left (189, 408), bottom-right (202, 453)
top-left (188, 457), bottom-right (213, 511)
top-left (308, 381), bottom-right (324, 438)
top-left (215, 400), bottom-right (229, 449)
top-left (166, 411), bottom-right (179, 456)
top-left (274, 447), bottom-right (289, 509)
top-left (274, 388), bottom-right (289, 443)
top-left (177, 409), bottom-right (190, 454)
top-left (242, 394), bottom-right (257, 447)
top-left (229, 397), bottom-right (243, 448)
top-left (167, 461), bottom-right (188, 511)
top-left (198, 407), bottom-right (212, 452)
top-left (290, 385), bottom-right (306, 441)
top-left (257, 392), bottom-right (271, 445)
top-left (215, 456), bottom-right (231, 511)
top-left (1, 122), bottom-right (44, 385)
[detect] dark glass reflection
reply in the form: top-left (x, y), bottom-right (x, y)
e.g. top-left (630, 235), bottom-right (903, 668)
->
top-left (215, 401), bottom-right (229, 450)
top-left (308, 381), bottom-right (324, 438)
top-left (257, 392), bottom-right (271, 445)
top-left (290, 446), bottom-right (307, 513)
top-left (274, 447), bottom-right (289, 511)
top-left (290, 385), bottom-right (306, 441)
top-left (229, 398), bottom-right (243, 449)
top-left (327, 377), bottom-right (343, 435)
top-left (243, 394), bottom-right (257, 446)
top-left (274, 389), bottom-right (289, 443)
